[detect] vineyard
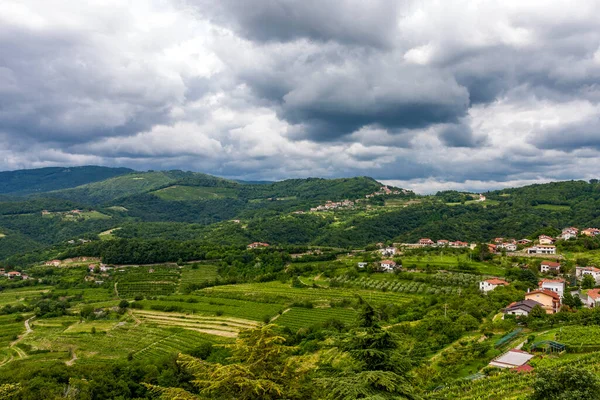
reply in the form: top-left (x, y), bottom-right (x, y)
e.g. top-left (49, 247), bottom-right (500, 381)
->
top-left (275, 307), bottom-right (358, 331)
top-left (136, 296), bottom-right (282, 321)
top-left (201, 281), bottom-right (419, 305)
top-left (329, 272), bottom-right (479, 295)
top-left (132, 309), bottom-right (258, 338)
top-left (115, 265), bottom-right (181, 298)
top-left (179, 264), bottom-right (219, 285)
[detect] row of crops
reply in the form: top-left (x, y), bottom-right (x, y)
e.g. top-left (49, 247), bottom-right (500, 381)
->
top-left (330, 275), bottom-right (464, 295)
top-left (275, 307), bottom-right (358, 331)
top-left (118, 282), bottom-right (177, 298)
top-left (203, 282), bottom-right (417, 305)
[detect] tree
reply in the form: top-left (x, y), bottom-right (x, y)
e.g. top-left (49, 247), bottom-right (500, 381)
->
top-left (146, 325), bottom-right (311, 400)
top-left (531, 366), bottom-right (600, 399)
top-left (529, 305), bottom-right (547, 319)
top-left (582, 274), bottom-right (596, 289)
top-left (316, 302), bottom-right (420, 400)
top-left (118, 300), bottom-right (130, 309)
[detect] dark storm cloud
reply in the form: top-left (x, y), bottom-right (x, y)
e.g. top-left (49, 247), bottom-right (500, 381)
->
top-left (531, 115), bottom-right (600, 151)
top-left (195, 0), bottom-right (399, 48)
top-left (0, 22), bottom-right (182, 145)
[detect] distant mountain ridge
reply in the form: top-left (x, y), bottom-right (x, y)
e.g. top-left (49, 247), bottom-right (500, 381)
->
top-left (0, 166), bottom-right (134, 195)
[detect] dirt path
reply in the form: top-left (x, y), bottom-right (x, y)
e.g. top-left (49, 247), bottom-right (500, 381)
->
top-left (269, 308), bottom-right (291, 323)
top-left (10, 317), bottom-right (34, 347)
top-left (129, 309), bottom-right (142, 327)
top-left (114, 282), bottom-right (119, 297)
top-left (66, 350), bottom-right (78, 366)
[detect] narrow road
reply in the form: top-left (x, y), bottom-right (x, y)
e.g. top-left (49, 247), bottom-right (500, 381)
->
top-left (66, 350), bottom-right (78, 366)
top-left (114, 282), bottom-right (119, 297)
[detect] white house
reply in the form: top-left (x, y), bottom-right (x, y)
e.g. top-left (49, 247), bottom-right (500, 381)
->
top-left (436, 240), bottom-right (449, 247)
top-left (538, 235), bottom-right (555, 245)
top-left (527, 245), bottom-right (556, 255)
top-left (503, 299), bottom-right (544, 317)
top-left (379, 260), bottom-right (398, 272)
top-left (560, 231), bottom-right (577, 240)
top-left (540, 261), bottom-right (561, 273)
top-left (576, 266), bottom-right (600, 285)
top-left (419, 238), bottom-right (434, 246)
top-left (379, 247), bottom-right (396, 256)
top-left (498, 243), bottom-right (517, 252)
top-left (539, 278), bottom-right (566, 298)
top-left (479, 278), bottom-right (509, 293)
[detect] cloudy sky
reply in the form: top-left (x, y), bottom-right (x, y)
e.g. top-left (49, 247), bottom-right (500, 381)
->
top-left (1, 0), bottom-right (600, 193)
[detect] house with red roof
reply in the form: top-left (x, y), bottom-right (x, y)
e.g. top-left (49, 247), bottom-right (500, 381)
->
top-left (583, 289), bottom-right (600, 308)
top-left (525, 289), bottom-right (561, 313)
top-left (582, 228), bottom-right (600, 237)
top-left (538, 235), bottom-right (555, 245)
top-left (379, 260), bottom-right (398, 272)
top-left (436, 239), bottom-right (449, 246)
top-left (7, 271), bottom-right (21, 280)
top-left (419, 238), bottom-right (434, 246)
top-left (479, 278), bottom-right (509, 293)
top-left (540, 261), bottom-right (561, 273)
top-left (247, 242), bottom-right (270, 249)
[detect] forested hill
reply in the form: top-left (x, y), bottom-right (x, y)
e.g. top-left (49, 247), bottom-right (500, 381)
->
top-left (0, 166), bottom-right (133, 196)
top-left (3, 165), bottom-right (600, 263)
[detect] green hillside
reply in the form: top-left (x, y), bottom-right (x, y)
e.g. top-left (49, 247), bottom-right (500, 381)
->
top-left (0, 166), bottom-right (133, 195)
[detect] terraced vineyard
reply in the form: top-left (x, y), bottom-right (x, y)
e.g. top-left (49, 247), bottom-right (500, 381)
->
top-left (275, 307), bottom-right (358, 331)
top-left (137, 296), bottom-right (282, 321)
top-left (133, 310), bottom-right (258, 338)
top-left (15, 316), bottom-right (231, 365)
top-left (115, 266), bottom-right (181, 299)
top-left (180, 264), bottom-right (219, 285)
top-left (201, 281), bottom-right (419, 305)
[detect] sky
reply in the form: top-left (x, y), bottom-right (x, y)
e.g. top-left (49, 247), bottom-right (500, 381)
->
top-left (1, 0), bottom-right (600, 193)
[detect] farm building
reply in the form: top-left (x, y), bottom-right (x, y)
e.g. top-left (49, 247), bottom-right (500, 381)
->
top-left (489, 349), bottom-right (534, 369)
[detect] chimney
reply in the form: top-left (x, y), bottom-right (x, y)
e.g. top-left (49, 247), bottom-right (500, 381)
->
top-left (527, 288), bottom-right (530, 293)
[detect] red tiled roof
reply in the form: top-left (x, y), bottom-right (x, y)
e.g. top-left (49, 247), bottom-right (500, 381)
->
top-left (526, 289), bottom-right (560, 300)
top-left (541, 261), bottom-right (561, 267)
top-left (539, 278), bottom-right (565, 284)
top-left (485, 278), bottom-right (509, 285)
top-left (587, 289), bottom-right (600, 300)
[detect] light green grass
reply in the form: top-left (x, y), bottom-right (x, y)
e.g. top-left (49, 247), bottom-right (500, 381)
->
top-left (534, 204), bottom-right (571, 211)
top-left (153, 185), bottom-right (238, 201)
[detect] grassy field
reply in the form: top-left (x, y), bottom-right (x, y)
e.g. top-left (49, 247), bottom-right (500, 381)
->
top-left (275, 307), bottom-right (358, 331)
top-left (152, 185), bottom-right (239, 201)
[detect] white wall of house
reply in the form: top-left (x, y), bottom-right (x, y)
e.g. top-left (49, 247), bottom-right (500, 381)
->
top-left (540, 282), bottom-right (565, 298)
